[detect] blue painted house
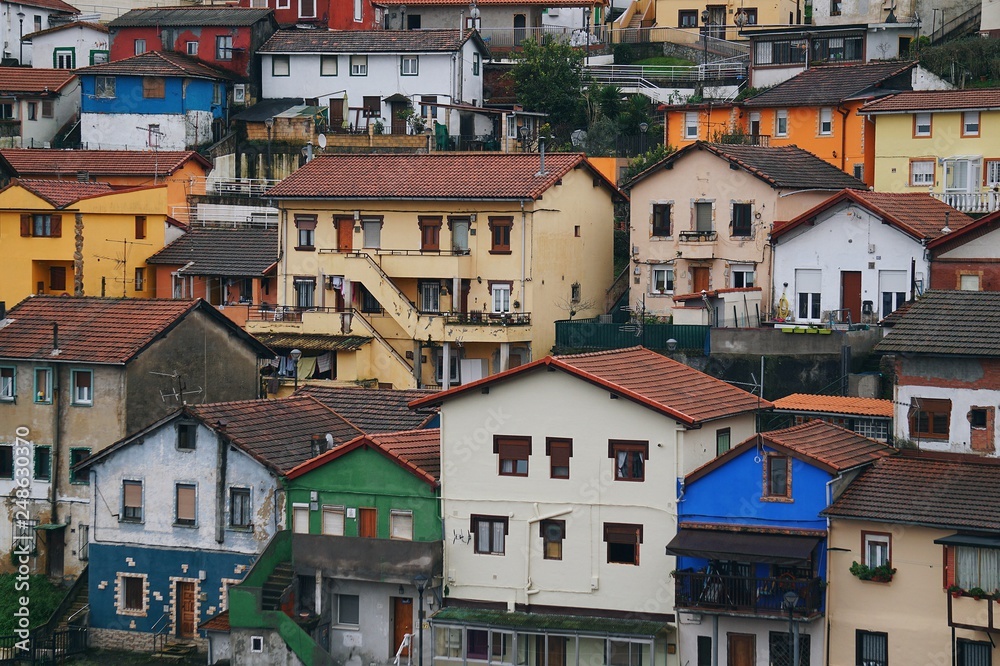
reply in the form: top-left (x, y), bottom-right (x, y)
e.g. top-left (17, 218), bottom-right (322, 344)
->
top-left (665, 420), bottom-right (894, 666)
top-left (75, 51), bottom-right (234, 150)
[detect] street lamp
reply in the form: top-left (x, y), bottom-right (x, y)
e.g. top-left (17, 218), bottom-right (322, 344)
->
top-left (289, 348), bottom-right (302, 390)
top-left (16, 10), bottom-right (25, 65)
top-left (583, 7), bottom-right (592, 65)
top-left (264, 117), bottom-right (274, 181)
top-left (413, 574), bottom-right (430, 666)
top-left (518, 124), bottom-right (529, 153)
top-left (783, 590), bottom-right (800, 666)
top-left (700, 9), bottom-right (710, 69)
top-left (638, 121), bottom-right (648, 153)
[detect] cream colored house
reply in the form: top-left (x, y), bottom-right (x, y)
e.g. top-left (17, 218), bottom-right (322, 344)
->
top-left (824, 453), bottom-right (1000, 666)
top-left (251, 153), bottom-right (621, 390)
top-left (410, 346), bottom-right (771, 666)
top-left (626, 142), bottom-right (865, 324)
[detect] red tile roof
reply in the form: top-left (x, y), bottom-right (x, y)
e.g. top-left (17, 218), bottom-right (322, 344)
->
top-left (410, 347), bottom-right (769, 425)
top-left (199, 610), bottom-right (230, 632)
top-left (261, 29), bottom-right (485, 54)
top-left (298, 385), bottom-right (438, 432)
top-left (13, 178), bottom-right (114, 207)
top-left (75, 51), bottom-right (236, 81)
top-left (0, 67), bottom-right (76, 94)
top-left (771, 189), bottom-right (975, 242)
top-left (860, 88), bottom-right (1000, 114)
top-left (286, 428), bottom-right (440, 484)
top-left (926, 208), bottom-right (1000, 251)
top-left (267, 153), bottom-right (619, 201)
top-left (743, 61), bottom-right (916, 108)
top-left (0, 149), bottom-right (211, 178)
top-left (23, 21), bottom-right (108, 40)
top-left (19, 0), bottom-right (80, 15)
top-left (187, 395), bottom-right (363, 474)
top-left (0, 297), bottom-right (201, 364)
top-left (824, 451), bottom-right (1000, 530)
top-left (772, 393), bottom-right (893, 418)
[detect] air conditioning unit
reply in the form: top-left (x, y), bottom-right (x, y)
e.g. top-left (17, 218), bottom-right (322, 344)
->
top-left (233, 84), bottom-right (246, 105)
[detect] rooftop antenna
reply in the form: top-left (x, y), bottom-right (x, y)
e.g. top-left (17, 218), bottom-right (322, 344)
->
top-left (95, 237), bottom-right (151, 297)
top-left (150, 370), bottom-right (203, 404)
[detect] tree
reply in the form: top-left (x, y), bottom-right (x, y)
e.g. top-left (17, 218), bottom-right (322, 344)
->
top-left (508, 37), bottom-right (588, 142)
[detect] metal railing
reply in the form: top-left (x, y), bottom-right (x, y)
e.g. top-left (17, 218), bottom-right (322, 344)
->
top-left (588, 60), bottom-right (748, 84)
top-left (608, 25), bottom-right (750, 58)
top-left (931, 190), bottom-right (1000, 215)
top-left (479, 25), bottom-right (603, 50)
top-left (442, 311), bottom-right (531, 326)
top-left (673, 571), bottom-right (824, 615)
top-left (200, 176), bottom-right (281, 197)
top-left (554, 318), bottom-right (709, 351)
top-left (248, 305), bottom-right (348, 322)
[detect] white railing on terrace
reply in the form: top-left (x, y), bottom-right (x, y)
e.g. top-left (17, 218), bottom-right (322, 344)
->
top-left (479, 25), bottom-right (603, 49)
top-left (194, 176), bottom-right (282, 197)
top-left (608, 25), bottom-right (750, 58)
top-left (931, 191), bottom-right (1000, 215)
top-left (170, 204), bottom-right (279, 227)
top-left (588, 59), bottom-right (747, 83)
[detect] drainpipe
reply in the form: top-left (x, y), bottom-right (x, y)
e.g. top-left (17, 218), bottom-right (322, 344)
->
top-left (520, 200), bottom-right (526, 313)
top-left (524, 505), bottom-right (573, 598)
top-left (280, 208), bottom-right (287, 306)
top-left (836, 105), bottom-right (849, 172)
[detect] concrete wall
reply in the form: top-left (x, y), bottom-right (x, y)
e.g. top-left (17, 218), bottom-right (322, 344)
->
top-left (231, 627), bottom-right (307, 666)
top-left (30, 26), bottom-right (109, 70)
top-left (677, 614), bottom-right (824, 666)
top-left (81, 110), bottom-right (216, 151)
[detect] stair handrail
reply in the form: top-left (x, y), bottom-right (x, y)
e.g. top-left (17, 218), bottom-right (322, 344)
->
top-left (35, 565), bottom-right (89, 636)
top-left (66, 604), bottom-right (90, 625)
top-left (392, 633), bottom-right (413, 666)
top-left (348, 309), bottom-right (414, 373)
top-left (343, 252), bottom-right (419, 321)
top-left (150, 611), bottom-right (172, 654)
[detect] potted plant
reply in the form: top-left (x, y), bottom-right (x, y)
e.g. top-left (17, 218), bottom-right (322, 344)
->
top-left (849, 561), bottom-right (897, 583)
top-left (948, 584), bottom-right (964, 598)
top-left (969, 587), bottom-right (987, 600)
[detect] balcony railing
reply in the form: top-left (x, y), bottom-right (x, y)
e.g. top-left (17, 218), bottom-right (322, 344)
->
top-left (679, 230), bottom-right (718, 242)
top-left (673, 571), bottom-right (823, 616)
top-left (479, 25), bottom-right (603, 50)
top-left (247, 304), bottom-right (531, 327)
top-left (247, 305), bottom-right (348, 322)
top-left (442, 311), bottom-right (531, 326)
top-left (931, 191), bottom-right (1000, 215)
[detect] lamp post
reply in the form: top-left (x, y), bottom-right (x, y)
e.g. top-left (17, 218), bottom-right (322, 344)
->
top-left (700, 9), bottom-right (710, 69)
top-left (16, 10), bottom-right (25, 65)
top-left (413, 574), bottom-right (430, 666)
top-left (638, 121), bottom-right (648, 153)
top-left (583, 7), bottom-right (592, 65)
top-left (518, 124), bottom-right (529, 152)
top-left (264, 116), bottom-right (274, 181)
top-left (784, 590), bottom-right (800, 666)
top-left (289, 348), bottom-right (302, 390)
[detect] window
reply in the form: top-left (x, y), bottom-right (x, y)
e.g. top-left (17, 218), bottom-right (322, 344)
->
top-left (856, 630), bottom-right (887, 666)
top-left (91, 50), bottom-right (109, 65)
top-left (69, 448), bottom-right (89, 484)
top-left (40, 100), bottom-right (53, 119)
top-left (0, 445), bottom-right (11, 478)
top-left (489, 217), bottom-right (512, 253)
top-left (987, 160), bottom-right (1000, 188)
top-left (337, 594), bottom-right (360, 625)
top-left (134, 267), bottom-right (146, 291)
top-left (390, 509), bottom-right (413, 540)
top-left (491, 283), bottom-right (511, 313)
top-left (177, 422), bottom-right (197, 450)
top-left (472, 515), bottom-right (508, 554)
top-left (652, 268), bottom-right (674, 294)
top-left (272, 55), bottom-right (290, 76)
top-left (133, 214), bottom-right (147, 239)
top-left (71, 370), bottom-right (92, 406)
top-left (914, 112), bottom-right (931, 137)
top-left (250, 635), bottom-right (264, 652)
top-left (957, 640), bottom-right (990, 666)
top-left (768, 632), bottom-right (812, 666)
top-left (605, 523), bottom-right (642, 565)
top-left (299, 0), bottom-right (316, 17)
top-left (795, 269), bottom-right (821, 320)
top-left (495, 436), bottom-right (530, 476)
top-left (862, 532), bottom-right (890, 568)
top-left (362, 95), bottom-right (380, 118)
top-left (34, 368), bottom-right (52, 404)
top-left (292, 504), bottom-right (310, 534)
top-left (748, 112), bottom-right (761, 136)
top-left (96, 76), bottom-right (116, 98)
top-left (351, 55), bottom-right (368, 76)
top-left (652, 203), bottom-right (671, 237)
top-left (362, 218), bottom-right (381, 248)
top-left (473, 52), bottom-right (480, 75)
top-left (421, 95), bottom-right (438, 120)
top-left (359, 286), bottom-right (381, 314)
top-left (955, 546), bottom-right (1000, 591)
top-left (294, 279), bottom-right (315, 308)
top-left (79, 524), bottom-right (89, 561)
top-left (695, 201), bottom-right (713, 232)
top-left (401, 56), bottom-right (419, 76)
top-left (540, 519), bottom-right (565, 560)
top-left (684, 112), bottom-right (698, 139)
top-left (53, 48), bottom-right (75, 69)
top-left (118, 575), bottom-right (146, 614)
top-left (774, 109), bottom-right (788, 137)
top-left (547, 438), bottom-right (571, 479)
top-left (142, 77), bottom-right (165, 99)
top-left (230, 488), bottom-right (251, 528)
top-left (716, 428), bottom-right (730, 456)
top-left (611, 440), bottom-right (647, 481)
top-left (436, 349), bottom-right (461, 385)
top-left (853, 164), bottom-right (865, 181)
top-left (186, 41), bottom-right (198, 56)
top-left (450, 217), bottom-right (470, 251)
top-left (910, 398), bottom-right (951, 439)
top-left (122, 480), bottom-right (143, 522)
top-left (1, 366), bottom-right (15, 401)
top-left (23, 213), bottom-right (58, 238)
top-left (419, 281), bottom-right (440, 313)
top-left (49, 266), bottom-right (66, 291)
top-left (407, 14), bottom-right (422, 29)
top-left (910, 160), bottom-right (934, 186)
top-left (320, 55), bottom-right (338, 76)
top-left (134, 39), bottom-right (146, 55)
top-left (419, 216), bottom-right (441, 251)
top-left (0, 103), bottom-right (11, 120)
top-left (354, 0), bottom-right (363, 20)
top-left (26, 102), bottom-right (36, 121)
top-left (322, 505), bottom-right (345, 535)
top-left (679, 9), bottom-right (697, 26)
top-left (830, 0), bottom-right (842, 15)
top-left (819, 108), bottom-right (833, 135)
top-left (571, 282), bottom-right (581, 302)
top-left (961, 274), bottom-right (981, 291)
top-left (732, 264), bottom-right (755, 288)
top-left (294, 214), bottom-right (316, 250)
top-left (730, 202), bottom-right (753, 236)
top-left (175, 483), bottom-right (196, 526)
top-left (765, 453), bottom-right (789, 498)
top-left (216, 35), bottom-right (233, 60)
top-left (697, 636), bottom-right (712, 666)
top-left (963, 111), bottom-right (980, 137)
top-left (944, 158), bottom-right (981, 193)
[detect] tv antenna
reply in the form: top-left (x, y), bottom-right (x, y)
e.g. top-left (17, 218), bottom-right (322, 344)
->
top-left (150, 370), bottom-right (203, 404)
top-left (94, 237), bottom-right (151, 297)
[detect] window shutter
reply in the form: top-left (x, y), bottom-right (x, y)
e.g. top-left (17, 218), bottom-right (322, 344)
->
top-left (176, 485), bottom-right (195, 521)
top-left (124, 481), bottom-right (142, 508)
top-left (50, 215), bottom-right (62, 238)
top-left (20, 214), bottom-right (30, 236)
top-left (322, 507), bottom-right (345, 535)
top-left (944, 545), bottom-right (956, 588)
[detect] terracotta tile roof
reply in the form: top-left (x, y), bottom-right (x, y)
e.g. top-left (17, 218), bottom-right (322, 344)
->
top-left (75, 51), bottom-right (237, 81)
top-left (199, 610), bottom-right (230, 632)
top-left (108, 6), bottom-right (275, 27)
top-left (771, 189), bottom-right (974, 242)
top-left (13, 178), bottom-right (114, 207)
top-left (772, 393), bottom-right (894, 418)
top-left (285, 428), bottom-right (440, 484)
top-left (18, 0), bottom-right (79, 15)
top-left (261, 29), bottom-right (484, 54)
top-left (824, 452), bottom-right (1000, 530)
top-left (0, 68), bottom-right (76, 95)
top-left (743, 61), bottom-right (916, 108)
top-left (267, 153), bottom-right (603, 201)
top-left (252, 333), bottom-right (370, 352)
top-left (24, 21), bottom-right (109, 40)
top-left (299, 385), bottom-right (438, 432)
top-left (0, 297), bottom-right (200, 363)
top-left (927, 209), bottom-right (1000, 252)
top-left (146, 227), bottom-right (278, 276)
top-left (0, 148), bottom-right (211, 177)
top-left (860, 88), bottom-right (1000, 114)
top-left (382, 0), bottom-right (593, 5)
top-left (874, 290), bottom-right (1000, 357)
top-left (628, 142), bottom-right (867, 191)
top-left (410, 347), bottom-right (769, 425)
top-left (187, 395), bottom-right (363, 474)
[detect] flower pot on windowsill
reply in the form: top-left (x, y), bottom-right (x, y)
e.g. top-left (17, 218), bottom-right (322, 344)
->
top-left (849, 561), bottom-right (896, 583)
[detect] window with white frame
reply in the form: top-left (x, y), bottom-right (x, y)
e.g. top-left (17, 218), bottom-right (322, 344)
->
top-left (819, 107), bottom-right (833, 135)
top-left (299, 0), bottom-right (316, 18)
top-left (491, 283), bottom-right (511, 313)
top-left (390, 509), bottom-right (413, 540)
top-left (362, 218), bottom-right (381, 248)
top-left (0, 366), bottom-right (15, 401)
top-left (863, 532), bottom-right (890, 568)
top-left (53, 48), bottom-right (74, 69)
top-left (71, 370), bottom-right (92, 406)
top-left (652, 267), bottom-right (673, 294)
top-left (322, 505), bottom-right (345, 535)
top-left (186, 41), bottom-right (198, 56)
top-left (914, 112), bottom-right (932, 137)
top-left (795, 268), bottom-right (822, 320)
top-left (775, 109), bottom-right (788, 137)
top-left (436, 349), bottom-right (460, 385)
top-left (879, 270), bottom-right (906, 317)
top-left (684, 112), bottom-right (698, 139)
top-left (292, 503), bottom-right (310, 534)
top-left (350, 55), bottom-right (368, 76)
top-left (963, 111), bottom-right (980, 136)
top-left (910, 160), bottom-right (934, 186)
top-left (134, 39), bottom-right (146, 55)
top-left (944, 158), bottom-right (982, 193)
top-left (401, 56), bottom-right (418, 76)
top-left (354, 0), bottom-right (363, 20)
top-left (731, 264), bottom-right (755, 288)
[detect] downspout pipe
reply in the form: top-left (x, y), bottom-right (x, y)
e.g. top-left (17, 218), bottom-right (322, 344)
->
top-left (520, 200), bottom-right (526, 313)
top-left (837, 105), bottom-right (849, 173)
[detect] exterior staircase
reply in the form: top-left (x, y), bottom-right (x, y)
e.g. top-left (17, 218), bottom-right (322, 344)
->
top-left (262, 561), bottom-right (295, 611)
top-left (55, 568), bottom-right (89, 631)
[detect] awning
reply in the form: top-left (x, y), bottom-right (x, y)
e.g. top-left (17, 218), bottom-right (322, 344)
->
top-left (934, 533), bottom-right (1000, 549)
top-left (431, 607), bottom-right (670, 637)
top-left (34, 523), bottom-right (67, 531)
top-left (665, 529), bottom-right (821, 565)
top-left (253, 333), bottom-right (371, 352)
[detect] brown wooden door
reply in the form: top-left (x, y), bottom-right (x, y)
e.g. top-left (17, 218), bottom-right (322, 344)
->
top-left (693, 267), bottom-right (710, 294)
top-left (391, 101), bottom-right (407, 135)
top-left (359, 507), bottom-right (377, 537)
top-left (460, 279), bottom-right (470, 314)
top-left (330, 98), bottom-right (345, 131)
top-left (727, 633), bottom-right (755, 666)
top-left (841, 270), bottom-right (862, 324)
top-left (393, 597), bottom-right (413, 657)
top-left (177, 582), bottom-right (196, 637)
top-left (336, 217), bottom-right (354, 252)
top-left (534, 635), bottom-right (566, 666)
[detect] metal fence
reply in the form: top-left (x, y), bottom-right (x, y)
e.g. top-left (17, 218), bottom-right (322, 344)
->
top-left (555, 318), bottom-right (709, 352)
top-left (0, 626), bottom-right (88, 665)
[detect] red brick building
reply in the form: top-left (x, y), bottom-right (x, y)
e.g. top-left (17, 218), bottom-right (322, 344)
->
top-left (236, 0), bottom-right (381, 30)
top-left (928, 211), bottom-right (1000, 292)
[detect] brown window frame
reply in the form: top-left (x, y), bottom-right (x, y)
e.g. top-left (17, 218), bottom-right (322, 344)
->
top-left (471, 514), bottom-right (508, 555)
top-left (123, 576), bottom-right (144, 611)
top-left (135, 215), bottom-right (147, 239)
top-left (764, 453), bottom-right (790, 498)
top-left (546, 437), bottom-right (572, 479)
top-left (604, 522), bottom-right (642, 565)
top-left (540, 519), bottom-right (565, 560)
top-left (609, 440), bottom-right (648, 482)
top-left (494, 435), bottom-right (530, 476)
top-left (419, 216), bottom-right (442, 251)
top-left (910, 398), bottom-right (951, 439)
top-left (489, 216), bottom-right (513, 254)
top-left (294, 214), bottom-right (317, 251)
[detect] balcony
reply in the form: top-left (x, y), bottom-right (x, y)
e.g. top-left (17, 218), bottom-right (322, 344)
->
top-left (673, 571), bottom-right (824, 618)
top-left (442, 311), bottom-right (530, 327)
top-left (931, 191), bottom-right (1000, 215)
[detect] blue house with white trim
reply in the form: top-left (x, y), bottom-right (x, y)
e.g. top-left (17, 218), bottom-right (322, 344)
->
top-left (75, 50), bottom-right (234, 150)
top-left (665, 420), bottom-right (894, 666)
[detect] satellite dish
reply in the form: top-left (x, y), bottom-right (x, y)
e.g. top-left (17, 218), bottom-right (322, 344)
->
top-left (570, 129), bottom-right (587, 147)
top-left (317, 133), bottom-right (327, 149)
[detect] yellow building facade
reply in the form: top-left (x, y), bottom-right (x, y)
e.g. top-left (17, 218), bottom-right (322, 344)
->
top-left (0, 181), bottom-right (169, 307)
